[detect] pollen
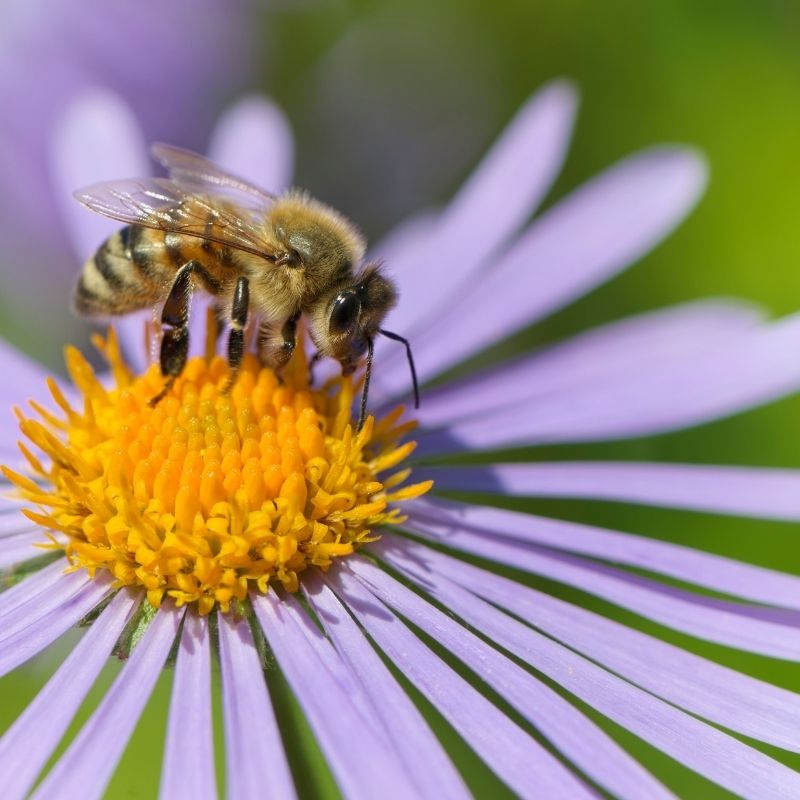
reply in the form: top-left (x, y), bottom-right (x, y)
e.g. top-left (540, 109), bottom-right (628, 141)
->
top-left (2, 327), bottom-right (431, 614)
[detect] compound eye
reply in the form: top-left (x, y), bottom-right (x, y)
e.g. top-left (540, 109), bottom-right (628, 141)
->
top-left (329, 291), bottom-right (361, 335)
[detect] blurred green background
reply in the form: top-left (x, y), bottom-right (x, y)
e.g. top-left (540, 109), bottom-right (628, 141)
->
top-left (3, 0), bottom-right (800, 797)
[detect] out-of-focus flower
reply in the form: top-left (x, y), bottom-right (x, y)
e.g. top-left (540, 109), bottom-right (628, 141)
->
top-left (2, 82), bottom-right (800, 797)
top-left (0, 0), bottom-right (251, 360)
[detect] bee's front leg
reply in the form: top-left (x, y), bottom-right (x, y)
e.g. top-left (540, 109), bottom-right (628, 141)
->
top-left (258, 312), bottom-right (300, 383)
top-left (150, 260), bottom-right (200, 406)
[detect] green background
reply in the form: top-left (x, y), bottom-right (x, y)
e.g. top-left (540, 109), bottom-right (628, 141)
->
top-left (3, 1), bottom-right (800, 797)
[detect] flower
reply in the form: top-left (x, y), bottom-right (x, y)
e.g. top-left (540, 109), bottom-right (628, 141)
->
top-left (3, 81), bottom-right (800, 797)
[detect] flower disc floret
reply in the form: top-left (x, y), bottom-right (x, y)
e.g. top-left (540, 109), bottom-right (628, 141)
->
top-left (3, 329), bottom-right (430, 614)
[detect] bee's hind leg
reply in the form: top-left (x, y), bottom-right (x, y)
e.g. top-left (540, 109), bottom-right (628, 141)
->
top-left (150, 260), bottom-right (199, 406)
top-left (222, 276), bottom-right (250, 393)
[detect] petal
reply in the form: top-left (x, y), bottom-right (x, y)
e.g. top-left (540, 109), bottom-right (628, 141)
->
top-left (378, 80), bottom-right (578, 341)
top-left (302, 573), bottom-right (470, 800)
top-left (378, 537), bottom-right (800, 754)
top-left (0, 576), bottom-right (112, 678)
top-left (375, 538), bottom-right (800, 799)
top-left (208, 95), bottom-right (295, 194)
top-left (50, 88), bottom-right (150, 263)
top-left (420, 461), bottom-right (800, 521)
top-left (217, 609), bottom-right (295, 800)
top-left (0, 589), bottom-right (138, 799)
top-left (0, 558), bottom-right (71, 622)
top-left (0, 532), bottom-right (48, 570)
top-left (0, 338), bottom-right (50, 414)
top-left (410, 299), bottom-right (763, 426)
top-left (410, 497), bottom-right (800, 610)
top-left (420, 313), bottom-right (800, 453)
top-left (328, 569), bottom-right (594, 799)
top-left (252, 592), bottom-right (422, 799)
top-left (404, 511), bottom-right (800, 659)
top-left (379, 145), bottom-right (707, 396)
top-left (160, 612), bottom-right (217, 800)
top-left (31, 604), bottom-right (184, 800)
top-left (345, 557), bottom-right (671, 800)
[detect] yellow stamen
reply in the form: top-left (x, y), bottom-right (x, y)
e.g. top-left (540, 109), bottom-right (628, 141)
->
top-left (4, 328), bottom-right (430, 613)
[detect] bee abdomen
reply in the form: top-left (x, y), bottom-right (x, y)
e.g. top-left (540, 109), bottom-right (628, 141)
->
top-left (74, 226), bottom-right (165, 316)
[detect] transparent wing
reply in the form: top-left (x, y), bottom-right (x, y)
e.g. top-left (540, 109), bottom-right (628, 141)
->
top-left (151, 142), bottom-right (276, 208)
top-left (74, 177), bottom-right (278, 260)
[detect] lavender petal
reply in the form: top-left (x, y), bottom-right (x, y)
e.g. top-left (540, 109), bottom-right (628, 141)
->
top-left (217, 609), bottom-right (295, 800)
top-left (31, 604), bottom-right (183, 800)
top-left (411, 497), bottom-right (800, 609)
top-left (328, 569), bottom-right (594, 799)
top-left (0, 589), bottom-right (138, 800)
top-left (404, 512), bottom-right (800, 659)
top-left (159, 612), bottom-right (217, 800)
top-left (252, 591), bottom-right (421, 800)
top-left (346, 557), bottom-right (672, 800)
top-left (208, 95), bottom-right (295, 194)
top-left (302, 573), bottom-right (470, 800)
top-left (377, 80), bottom-right (578, 344)
top-left (422, 313), bottom-right (800, 452)
top-left (0, 576), bottom-right (111, 677)
top-left (412, 299), bottom-right (762, 426)
top-left (380, 145), bottom-right (707, 395)
top-left (372, 539), bottom-right (800, 800)
top-left (0, 558), bottom-right (70, 621)
top-left (0, 339), bottom-right (50, 414)
top-left (418, 461), bottom-right (800, 521)
top-left (0, 532), bottom-right (49, 570)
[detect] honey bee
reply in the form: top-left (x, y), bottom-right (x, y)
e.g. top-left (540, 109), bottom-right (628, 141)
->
top-left (73, 143), bottom-right (419, 428)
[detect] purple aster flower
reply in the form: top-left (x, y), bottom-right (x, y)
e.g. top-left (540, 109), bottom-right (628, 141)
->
top-left (2, 81), bottom-right (800, 798)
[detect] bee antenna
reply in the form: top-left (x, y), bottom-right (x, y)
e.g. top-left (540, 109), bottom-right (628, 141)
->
top-left (379, 328), bottom-right (420, 410)
top-left (357, 337), bottom-right (375, 432)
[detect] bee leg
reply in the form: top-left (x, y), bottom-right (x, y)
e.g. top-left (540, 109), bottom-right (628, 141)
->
top-left (222, 276), bottom-right (250, 394)
top-left (149, 260), bottom-right (198, 406)
top-left (259, 313), bottom-right (300, 383)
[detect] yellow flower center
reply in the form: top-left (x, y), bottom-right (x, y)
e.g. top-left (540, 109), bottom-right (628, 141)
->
top-left (3, 325), bottom-right (430, 614)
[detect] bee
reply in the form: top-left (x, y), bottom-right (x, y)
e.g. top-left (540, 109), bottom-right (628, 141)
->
top-left (73, 143), bottom-right (419, 428)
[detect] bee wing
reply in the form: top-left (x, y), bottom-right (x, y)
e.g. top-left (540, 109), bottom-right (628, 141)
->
top-left (74, 177), bottom-right (279, 260)
top-left (151, 142), bottom-right (276, 207)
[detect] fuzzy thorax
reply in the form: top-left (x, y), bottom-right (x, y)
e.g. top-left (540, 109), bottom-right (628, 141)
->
top-left (3, 329), bottom-right (430, 614)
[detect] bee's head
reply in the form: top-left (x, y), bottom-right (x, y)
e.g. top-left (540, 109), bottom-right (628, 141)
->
top-left (321, 264), bottom-right (397, 373)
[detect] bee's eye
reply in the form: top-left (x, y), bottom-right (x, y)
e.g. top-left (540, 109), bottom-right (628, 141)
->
top-left (329, 291), bottom-right (361, 335)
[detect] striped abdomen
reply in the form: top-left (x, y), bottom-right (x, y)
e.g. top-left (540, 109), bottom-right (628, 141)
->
top-left (73, 225), bottom-right (176, 316)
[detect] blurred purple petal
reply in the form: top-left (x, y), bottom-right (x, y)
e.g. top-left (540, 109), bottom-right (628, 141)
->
top-left (253, 591), bottom-right (421, 799)
top-left (0, 589), bottom-right (138, 799)
top-left (410, 299), bottom-right (762, 425)
top-left (404, 512), bottom-right (800, 658)
top-left (209, 95), bottom-right (295, 195)
top-left (0, 558), bottom-right (69, 620)
top-left (217, 609), bottom-right (295, 800)
top-left (380, 80), bottom-right (579, 341)
top-left (421, 313), bottom-right (800, 453)
top-left (31, 604), bottom-right (183, 800)
top-left (411, 497), bottom-right (800, 609)
top-left (422, 461), bottom-right (800, 521)
top-left (0, 338), bottom-right (50, 411)
top-left (379, 537), bottom-right (800, 753)
top-left (0, 532), bottom-right (47, 570)
top-left (160, 612), bottom-right (217, 800)
top-left (381, 146), bottom-right (708, 395)
top-left (0, 575), bottom-right (112, 677)
top-left (50, 88), bottom-right (149, 262)
top-left (374, 538), bottom-right (800, 797)
top-left (328, 569), bottom-right (594, 799)
top-left (346, 557), bottom-right (672, 800)
top-left (302, 573), bottom-right (471, 799)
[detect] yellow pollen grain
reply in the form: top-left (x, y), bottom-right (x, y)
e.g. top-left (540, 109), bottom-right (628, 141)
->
top-left (3, 327), bottom-right (431, 613)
